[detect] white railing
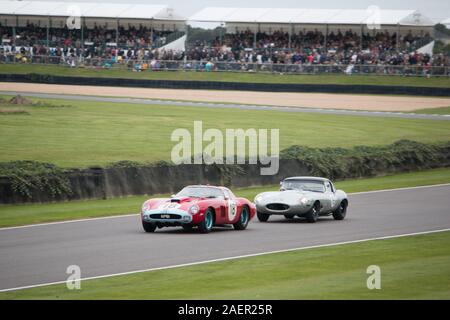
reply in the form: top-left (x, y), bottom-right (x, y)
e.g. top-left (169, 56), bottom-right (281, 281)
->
top-left (1, 54), bottom-right (449, 77)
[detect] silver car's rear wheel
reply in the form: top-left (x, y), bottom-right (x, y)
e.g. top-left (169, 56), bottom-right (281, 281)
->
top-left (333, 201), bottom-right (347, 220)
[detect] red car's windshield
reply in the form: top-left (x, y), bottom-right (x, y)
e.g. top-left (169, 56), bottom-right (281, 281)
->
top-left (175, 186), bottom-right (224, 198)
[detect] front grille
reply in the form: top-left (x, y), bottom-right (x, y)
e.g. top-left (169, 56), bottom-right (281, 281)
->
top-left (149, 214), bottom-right (182, 219)
top-left (266, 203), bottom-right (290, 211)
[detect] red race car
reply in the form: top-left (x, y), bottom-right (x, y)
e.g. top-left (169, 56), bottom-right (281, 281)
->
top-left (141, 185), bottom-right (256, 233)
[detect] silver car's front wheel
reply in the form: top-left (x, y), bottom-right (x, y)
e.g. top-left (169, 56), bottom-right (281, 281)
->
top-left (257, 211), bottom-right (270, 222)
top-left (306, 202), bottom-right (320, 223)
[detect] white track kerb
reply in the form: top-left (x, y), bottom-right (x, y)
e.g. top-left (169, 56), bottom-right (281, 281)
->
top-left (0, 184), bottom-right (449, 293)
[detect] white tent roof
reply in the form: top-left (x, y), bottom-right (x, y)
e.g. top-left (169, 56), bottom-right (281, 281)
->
top-left (81, 3), bottom-right (133, 19)
top-left (190, 7), bottom-right (237, 22)
top-left (0, 0), bottom-right (185, 21)
top-left (374, 10), bottom-right (417, 25)
top-left (0, 1), bottom-right (29, 14)
top-left (50, 2), bottom-right (100, 17)
top-left (4, 1), bottom-right (58, 16)
top-left (118, 4), bottom-right (171, 20)
top-left (223, 8), bottom-right (271, 23)
top-left (253, 8), bottom-right (306, 23)
top-left (396, 10), bottom-right (434, 26)
top-left (292, 9), bottom-right (341, 24)
top-left (189, 7), bottom-right (434, 26)
top-left (326, 9), bottom-right (373, 24)
top-left (442, 18), bottom-right (450, 28)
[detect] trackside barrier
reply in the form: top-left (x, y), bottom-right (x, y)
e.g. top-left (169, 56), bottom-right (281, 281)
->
top-left (1, 73), bottom-right (449, 96)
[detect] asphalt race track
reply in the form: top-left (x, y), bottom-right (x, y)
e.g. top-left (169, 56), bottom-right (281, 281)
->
top-left (1, 184), bottom-right (449, 291)
top-left (1, 91), bottom-right (449, 121)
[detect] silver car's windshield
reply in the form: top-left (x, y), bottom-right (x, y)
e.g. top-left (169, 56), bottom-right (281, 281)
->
top-left (175, 186), bottom-right (224, 198)
top-left (281, 180), bottom-right (325, 193)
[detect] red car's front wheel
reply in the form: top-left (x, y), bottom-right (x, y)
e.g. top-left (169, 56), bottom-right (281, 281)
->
top-left (142, 220), bottom-right (156, 233)
top-left (233, 206), bottom-right (250, 230)
top-left (198, 209), bottom-right (214, 233)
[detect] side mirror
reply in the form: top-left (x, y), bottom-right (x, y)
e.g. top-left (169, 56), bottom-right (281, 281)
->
top-left (224, 196), bottom-right (229, 200)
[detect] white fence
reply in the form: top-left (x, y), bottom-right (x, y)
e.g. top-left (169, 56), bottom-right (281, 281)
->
top-left (1, 54), bottom-right (449, 76)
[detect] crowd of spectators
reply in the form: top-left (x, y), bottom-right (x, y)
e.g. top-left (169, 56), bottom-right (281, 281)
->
top-left (183, 29), bottom-right (443, 67)
top-left (1, 24), bottom-right (448, 73)
top-left (1, 23), bottom-right (171, 50)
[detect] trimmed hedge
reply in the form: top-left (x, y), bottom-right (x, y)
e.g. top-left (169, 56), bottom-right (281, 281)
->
top-left (0, 161), bottom-right (72, 199)
top-left (281, 140), bottom-right (450, 180)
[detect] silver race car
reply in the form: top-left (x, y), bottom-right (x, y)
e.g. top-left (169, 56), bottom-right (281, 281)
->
top-left (254, 177), bottom-right (348, 223)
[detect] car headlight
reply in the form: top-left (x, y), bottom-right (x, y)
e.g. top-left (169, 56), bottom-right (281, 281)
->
top-left (189, 204), bottom-right (200, 214)
top-left (299, 197), bottom-right (309, 205)
top-left (142, 202), bottom-right (149, 212)
top-left (255, 195), bottom-right (263, 203)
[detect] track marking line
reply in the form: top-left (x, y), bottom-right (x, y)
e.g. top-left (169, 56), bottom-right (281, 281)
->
top-left (348, 182), bottom-right (450, 195)
top-left (0, 183), bottom-right (449, 231)
top-left (0, 213), bottom-right (139, 231)
top-left (1, 228), bottom-right (449, 293)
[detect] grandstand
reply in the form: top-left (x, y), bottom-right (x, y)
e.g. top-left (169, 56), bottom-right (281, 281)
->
top-left (189, 7), bottom-right (435, 36)
top-left (187, 7), bottom-right (441, 66)
top-left (0, 1), bottom-right (185, 50)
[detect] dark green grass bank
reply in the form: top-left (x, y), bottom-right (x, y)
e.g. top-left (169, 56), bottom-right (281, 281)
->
top-left (412, 106), bottom-right (450, 115)
top-left (0, 167), bottom-right (449, 228)
top-left (2, 231), bottom-right (449, 299)
top-left (1, 64), bottom-right (450, 88)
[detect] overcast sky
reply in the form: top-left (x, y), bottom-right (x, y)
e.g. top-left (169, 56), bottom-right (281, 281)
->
top-left (30, 0), bottom-right (450, 23)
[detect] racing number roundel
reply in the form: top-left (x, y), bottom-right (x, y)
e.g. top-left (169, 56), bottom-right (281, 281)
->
top-left (224, 189), bottom-right (237, 221)
top-left (228, 199), bottom-right (237, 221)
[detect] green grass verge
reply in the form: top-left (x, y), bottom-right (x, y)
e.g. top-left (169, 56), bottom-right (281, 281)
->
top-left (1, 63), bottom-right (450, 88)
top-left (0, 94), bottom-right (449, 168)
top-left (2, 230), bottom-right (449, 299)
top-left (0, 167), bottom-right (449, 228)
